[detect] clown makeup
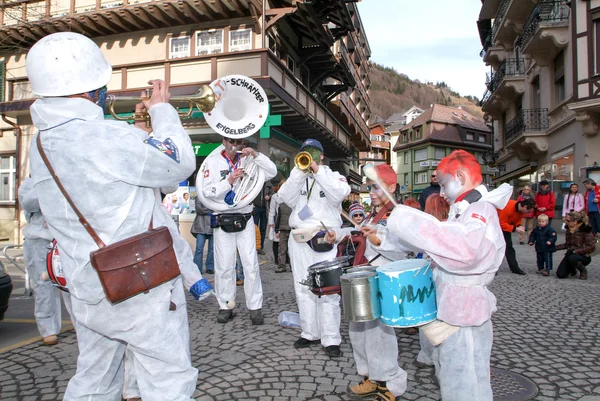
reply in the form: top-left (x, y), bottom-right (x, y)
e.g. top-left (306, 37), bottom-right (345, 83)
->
top-left (367, 179), bottom-right (395, 206)
top-left (438, 172), bottom-right (464, 203)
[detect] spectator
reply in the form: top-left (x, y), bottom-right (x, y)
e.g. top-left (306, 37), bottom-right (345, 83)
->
top-left (403, 198), bottom-right (421, 210)
top-left (268, 181), bottom-right (283, 266)
top-left (556, 211), bottom-right (595, 280)
top-left (528, 214), bottom-right (557, 276)
top-left (418, 170), bottom-right (440, 210)
top-left (497, 198), bottom-right (536, 275)
top-left (275, 195), bottom-right (292, 273)
top-left (534, 180), bottom-right (556, 221)
top-left (517, 185), bottom-right (535, 245)
top-left (253, 180), bottom-right (274, 255)
top-left (191, 197), bottom-right (214, 274)
top-left (562, 183), bottom-right (585, 222)
top-left (348, 202), bottom-right (366, 226)
top-left (583, 178), bottom-right (600, 235)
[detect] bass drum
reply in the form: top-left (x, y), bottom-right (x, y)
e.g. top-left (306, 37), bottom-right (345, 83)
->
top-left (46, 239), bottom-right (69, 292)
top-left (195, 145), bottom-right (265, 212)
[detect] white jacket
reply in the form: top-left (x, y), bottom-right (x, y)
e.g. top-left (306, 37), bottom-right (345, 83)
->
top-left (201, 151), bottom-right (277, 215)
top-left (19, 177), bottom-right (53, 241)
top-left (29, 98), bottom-right (196, 304)
top-left (278, 165), bottom-right (350, 230)
top-left (383, 184), bottom-right (512, 327)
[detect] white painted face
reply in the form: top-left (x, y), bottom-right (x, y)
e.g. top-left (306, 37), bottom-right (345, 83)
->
top-left (438, 172), bottom-right (464, 203)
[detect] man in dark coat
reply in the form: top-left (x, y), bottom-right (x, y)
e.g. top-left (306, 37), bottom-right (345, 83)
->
top-left (418, 170), bottom-right (441, 210)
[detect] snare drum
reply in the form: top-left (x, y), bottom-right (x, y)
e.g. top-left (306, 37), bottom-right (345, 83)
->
top-left (341, 271), bottom-right (381, 322)
top-left (376, 259), bottom-right (436, 328)
top-left (306, 256), bottom-right (353, 296)
top-left (46, 239), bottom-right (69, 292)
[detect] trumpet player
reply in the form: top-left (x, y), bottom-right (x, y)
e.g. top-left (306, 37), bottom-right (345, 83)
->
top-left (277, 139), bottom-right (350, 358)
top-left (201, 137), bottom-right (277, 324)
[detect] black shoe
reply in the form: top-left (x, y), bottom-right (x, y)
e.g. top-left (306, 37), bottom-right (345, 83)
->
top-left (217, 309), bottom-right (233, 323)
top-left (519, 241), bottom-right (525, 245)
top-left (294, 337), bottom-right (320, 348)
top-left (511, 269), bottom-right (526, 275)
top-left (257, 249), bottom-right (265, 255)
top-left (325, 345), bottom-right (341, 357)
top-left (206, 270), bottom-right (214, 274)
top-left (250, 309), bottom-right (264, 325)
top-left (275, 265), bottom-right (286, 273)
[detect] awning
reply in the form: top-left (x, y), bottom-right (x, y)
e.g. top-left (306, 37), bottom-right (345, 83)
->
top-left (492, 164), bottom-right (535, 184)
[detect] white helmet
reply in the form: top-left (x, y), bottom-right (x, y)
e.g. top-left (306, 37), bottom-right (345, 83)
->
top-left (26, 32), bottom-right (112, 97)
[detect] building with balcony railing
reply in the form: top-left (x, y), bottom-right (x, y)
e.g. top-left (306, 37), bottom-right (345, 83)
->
top-left (0, 0), bottom-right (372, 241)
top-left (477, 0), bottom-right (597, 226)
top-left (392, 104), bottom-right (493, 198)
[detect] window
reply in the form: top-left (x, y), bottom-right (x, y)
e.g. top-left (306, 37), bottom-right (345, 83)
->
top-left (267, 34), bottom-right (277, 55)
top-left (466, 131), bottom-right (475, 141)
top-left (287, 55), bottom-right (295, 73)
top-left (479, 135), bottom-right (486, 143)
top-left (169, 36), bottom-right (190, 59)
top-left (554, 50), bottom-right (565, 104)
top-left (403, 151), bottom-right (409, 164)
top-left (414, 148), bottom-right (428, 162)
top-left (404, 173), bottom-right (409, 186)
top-left (434, 147), bottom-right (445, 160)
top-left (532, 76), bottom-right (541, 109)
top-left (229, 29), bottom-right (252, 52)
top-left (413, 128), bottom-right (421, 139)
top-left (196, 29), bottom-right (224, 55)
top-left (402, 132), bottom-right (408, 143)
top-left (595, 18), bottom-right (600, 75)
top-left (0, 155), bottom-right (16, 202)
top-left (414, 172), bottom-right (428, 184)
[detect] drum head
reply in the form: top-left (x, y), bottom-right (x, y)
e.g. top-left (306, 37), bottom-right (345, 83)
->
top-left (376, 259), bottom-right (429, 274)
top-left (308, 255), bottom-right (353, 272)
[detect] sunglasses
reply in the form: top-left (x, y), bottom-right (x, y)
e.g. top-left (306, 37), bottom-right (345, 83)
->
top-left (353, 214), bottom-right (365, 218)
top-left (431, 175), bottom-right (437, 178)
top-left (227, 138), bottom-right (244, 145)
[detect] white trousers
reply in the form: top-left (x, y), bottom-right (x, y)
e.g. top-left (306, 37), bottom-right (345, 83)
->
top-left (23, 238), bottom-right (62, 338)
top-left (433, 319), bottom-right (493, 401)
top-left (417, 329), bottom-right (434, 366)
top-left (213, 221), bottom-right (263, 310)
top-left (349, 320), bottom-right (407, 396)
top-left (63, 277), bottom-right (198, 401)
top-left (288, 238), bottom-right (341, 347)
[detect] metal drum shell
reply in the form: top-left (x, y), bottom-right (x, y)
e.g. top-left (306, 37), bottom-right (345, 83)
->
top-left (341, 271), bottom-right (381, 322)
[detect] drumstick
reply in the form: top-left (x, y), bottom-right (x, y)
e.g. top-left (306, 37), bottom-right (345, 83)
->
top-left (320, 220), bottom-right (331, 232)
top-left (340, 210), bottom-right (359, 228)
top-left (363, 165), bottom-right (399, 208)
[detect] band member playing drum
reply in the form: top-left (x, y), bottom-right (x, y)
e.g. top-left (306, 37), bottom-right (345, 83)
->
top-left (379, 150), bottom-right (512, 401)
top-left (278, 139), bottom-right (350, 357)
top-left (201, 138), bottom-right (277, 324)
top-left (326, 164), bottom-right (408, 400)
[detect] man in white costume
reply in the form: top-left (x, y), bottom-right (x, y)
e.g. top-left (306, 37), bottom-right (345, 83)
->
top-left (201, 138), bottom-right (277, 324)
top-left (277, 138), bottom-right (350, 358)
top-left (26, 32), bottom-right (201, 401)
top-left (19, 177), bottom-right (69, 346)
top-left (326, 164), bottom-right (408, 400)
top-left (380, 150), bottom-right (511, 401)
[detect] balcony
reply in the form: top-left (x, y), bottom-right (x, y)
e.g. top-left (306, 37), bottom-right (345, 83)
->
top-left (516, 0), bottom-right (570, 67)
top-left (492, 0), bottom-right (538, 50)
top-left (480, 32), bottom-right (506, 70)
top-left (481, 58), bottom-right (525, 116)
top-left (504, 109), bottom-right (549, 154)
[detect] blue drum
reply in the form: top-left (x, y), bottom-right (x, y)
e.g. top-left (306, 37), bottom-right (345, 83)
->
top-left (376, 259), bottom-right (437, 328)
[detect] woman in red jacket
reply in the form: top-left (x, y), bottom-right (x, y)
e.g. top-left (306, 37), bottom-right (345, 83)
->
top-left (534, 180), bottom-right (556, 220)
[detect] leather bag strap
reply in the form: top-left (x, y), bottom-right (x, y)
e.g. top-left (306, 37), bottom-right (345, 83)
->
top-left (36, 133), bottom-right (106, 248)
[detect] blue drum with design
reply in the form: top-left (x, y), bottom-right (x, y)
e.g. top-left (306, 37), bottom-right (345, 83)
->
top-left (376, 259), bottom-right (437, 328)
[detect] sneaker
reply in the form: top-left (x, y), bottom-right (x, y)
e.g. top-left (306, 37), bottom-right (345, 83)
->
top-left (325, 345), bottom-right (341, 357)
top-left (217, 309), bottom-right (233, 323)
top-left (257, 249), bottom-right (265, 255)
top-left (250, 309), bottom-right (264, 325)
top-left (541, 270), bottom-right (549, 276)
top-left (348, 377), bottom-right (378, 398)
top-left (519, 241), bottom-right (525, 245)
top-left (294, 337), bottom-right (320, 348)
top-left (236, 279), bottom-right (244, 286)
top-left (206, 270), bottom-right (214, 274)
top-left (42, 335), bottom-right (58, 346)
top-left (372, 385), bottom-right (399, 401)
top-left (275, 265), bottom-right (286, 273)
top-left (536, 270), bottom-right (543, 275)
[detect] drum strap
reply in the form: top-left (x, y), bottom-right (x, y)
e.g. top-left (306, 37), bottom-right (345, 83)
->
top-left (368, 201), bottom-right (394, 225)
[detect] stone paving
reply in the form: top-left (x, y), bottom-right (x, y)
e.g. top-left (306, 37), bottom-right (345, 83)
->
top-left (1, 234), bottom-right (600, 401)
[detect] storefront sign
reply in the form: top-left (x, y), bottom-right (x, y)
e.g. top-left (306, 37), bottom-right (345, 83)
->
top-left (193, 143), bottom-right (220, 157)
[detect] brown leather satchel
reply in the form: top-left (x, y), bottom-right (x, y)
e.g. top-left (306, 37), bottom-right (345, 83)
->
top-left (37, 134), bottom-right (180, 304)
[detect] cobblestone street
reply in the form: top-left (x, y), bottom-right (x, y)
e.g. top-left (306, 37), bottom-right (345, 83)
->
top-left (1, 235), bottom-right (599, 401)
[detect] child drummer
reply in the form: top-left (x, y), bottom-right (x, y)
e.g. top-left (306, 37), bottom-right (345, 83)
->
top-left (378, 150), bottom-right (512, 401)
top-left (326, 164), bottom-right (409, 401)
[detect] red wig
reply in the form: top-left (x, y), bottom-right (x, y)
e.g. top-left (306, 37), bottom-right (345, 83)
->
top-left (437, 150), bottom-right (482, 184)
top-left (424, 194), bottom-right (450, 222)
top-left (403, 198), bottom-right (421, 209)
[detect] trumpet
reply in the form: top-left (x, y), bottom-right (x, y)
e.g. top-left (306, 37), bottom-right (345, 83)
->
top-left (295, 151), bottom-right (313, 172)
top-left (107, 85), bottom-right (216, 127)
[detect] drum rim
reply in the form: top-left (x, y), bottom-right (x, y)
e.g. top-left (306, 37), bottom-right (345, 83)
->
top-left (376, 260), bottom-right (431, 273)
top-left (341, 271), bottom-right (376, 279)
top-left (309, 255), bottom-right (353, 270)
top-left (309, 265), bottom-right (343, 273)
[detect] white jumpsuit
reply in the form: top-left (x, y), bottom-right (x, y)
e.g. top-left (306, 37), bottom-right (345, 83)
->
top-left (278, 165), bottom-right (350, 347)
top-left (335, 213), bottom-right (409, 396)
top-left (19, 177), bottom-right (67, 338)
top-left (382, 184), bottom-right (512, 401)
top-left (29, 97), bottom-right (198, 401)
top-left (200, 151), bottom-right (276, 310)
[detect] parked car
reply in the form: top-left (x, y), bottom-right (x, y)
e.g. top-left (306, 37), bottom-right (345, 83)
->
top-left (0, 259), bottom-right (12, 320)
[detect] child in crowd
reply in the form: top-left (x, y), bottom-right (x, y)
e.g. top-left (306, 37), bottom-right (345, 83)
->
top-left (528, 214), bottom-right (557, 276)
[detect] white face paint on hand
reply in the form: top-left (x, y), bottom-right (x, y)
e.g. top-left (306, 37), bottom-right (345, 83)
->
top-left (438, 172), bottom-right (464, 203)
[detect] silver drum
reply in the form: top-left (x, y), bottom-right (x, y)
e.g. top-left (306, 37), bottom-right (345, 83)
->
top-left (340, 271), bottom-right (381, 322)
